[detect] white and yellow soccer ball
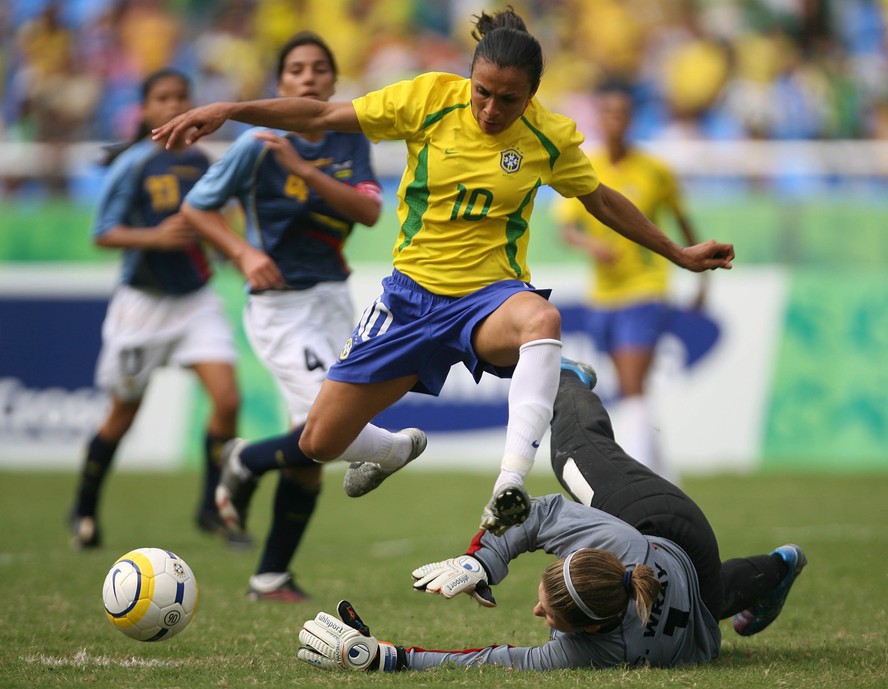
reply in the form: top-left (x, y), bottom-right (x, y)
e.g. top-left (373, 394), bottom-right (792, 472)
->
top-left (102, 547), bottom-right (198, 641)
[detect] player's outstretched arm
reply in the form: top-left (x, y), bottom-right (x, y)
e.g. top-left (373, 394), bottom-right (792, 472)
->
top-left (579, 183), bottom-right (734, 272)
top-left (152, 98), bottom-right (360, 148)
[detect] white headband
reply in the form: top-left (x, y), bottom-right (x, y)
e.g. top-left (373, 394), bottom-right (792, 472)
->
top-left (562, 549), bottom-right (611, 622)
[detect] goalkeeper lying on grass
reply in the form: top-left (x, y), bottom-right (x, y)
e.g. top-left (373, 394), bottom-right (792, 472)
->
top-left (297, 359), bottom-right (807, 671)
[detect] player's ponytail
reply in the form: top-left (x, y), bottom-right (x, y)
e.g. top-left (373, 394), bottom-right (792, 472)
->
top-left (470, 6), bottom-right (543, 94)
top-left (471, 5), bottom-right (529, 38)
top-left (101, 68), bottom-right (191, 166)
top-left (541, 548), bottom-right (661, 630)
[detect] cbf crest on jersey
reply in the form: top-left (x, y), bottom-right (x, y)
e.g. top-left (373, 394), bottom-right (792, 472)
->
top-left (500, 148), bottom-right (523, 174)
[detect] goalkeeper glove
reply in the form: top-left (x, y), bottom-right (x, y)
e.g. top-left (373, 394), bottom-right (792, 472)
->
top-left (297, 600), bottom-right (404, 671)
top-left (412, 555), bottom-right (497, 607)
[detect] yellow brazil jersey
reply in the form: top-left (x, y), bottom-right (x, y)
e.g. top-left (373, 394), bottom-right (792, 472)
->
top-left (553, 147), bottom-right (684, 307)
top-left (352, 72), bottom-right (599, 297)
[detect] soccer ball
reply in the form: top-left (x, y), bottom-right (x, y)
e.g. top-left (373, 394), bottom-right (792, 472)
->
top-left (102, 547), bottom-right (198, 641)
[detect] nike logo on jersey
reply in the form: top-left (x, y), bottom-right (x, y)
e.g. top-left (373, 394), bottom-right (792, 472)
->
top-left (444, 148), bottom-right (458, 155)
top-left (531, 440), bottom-right (540, 448)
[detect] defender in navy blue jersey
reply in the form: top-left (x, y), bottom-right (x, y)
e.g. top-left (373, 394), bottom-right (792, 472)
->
top-left (293, 361), bottom-right (807, 672)
top-left (69, 69), bottom-right (241, 550)
top-left (182, 32), bottom-right (385, 602)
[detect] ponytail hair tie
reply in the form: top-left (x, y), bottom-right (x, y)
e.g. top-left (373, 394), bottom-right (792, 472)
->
top-left (623, 568), bottom-right (634, 594)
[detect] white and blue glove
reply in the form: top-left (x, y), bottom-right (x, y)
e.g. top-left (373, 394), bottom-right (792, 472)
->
top-left (412, 555), bottom-right (497, 607)
top-left (297, 601), bottom-right (402, 671)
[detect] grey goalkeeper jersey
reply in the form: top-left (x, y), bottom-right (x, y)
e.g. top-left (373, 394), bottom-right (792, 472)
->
top-left (405, 494), bottom-right (721, 670)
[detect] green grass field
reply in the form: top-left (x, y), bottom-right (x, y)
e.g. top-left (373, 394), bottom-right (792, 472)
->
top-left (1, 469), bottom-right (886, 688)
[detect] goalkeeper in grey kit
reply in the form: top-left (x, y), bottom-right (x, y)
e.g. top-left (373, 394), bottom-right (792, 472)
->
top-left (297, 360), bottom-right (807, 671)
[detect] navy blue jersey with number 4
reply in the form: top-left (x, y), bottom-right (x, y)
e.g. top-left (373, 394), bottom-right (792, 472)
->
top-left (184, 128), bottom-right (378, 289)
top-left (94, 139), bottom-right (212, 294)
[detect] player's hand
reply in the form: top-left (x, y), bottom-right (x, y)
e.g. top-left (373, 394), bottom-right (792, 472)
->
top-left (412, 555), bottom-right (497, 607)
top-left (679, 240), bottom-right (735, 272)
top-left (152, 214), bottom-right (197, 250)
top-left (253, 130), bottom-right (313, 177)
top-left (479, 483), bottom-right (531, 536)
top-left (297, 601), bottom-right (401, 671)
top-left (152, 102), bottom-right (234, 148)
top-left (236, 244), bottom-right (286, 290)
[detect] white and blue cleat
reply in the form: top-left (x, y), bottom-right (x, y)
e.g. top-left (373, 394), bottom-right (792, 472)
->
top-left (560, 356), bottom-right (598, 389)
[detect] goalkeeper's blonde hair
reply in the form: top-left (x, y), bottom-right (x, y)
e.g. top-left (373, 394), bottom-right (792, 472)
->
top-left (541, 548), bottom-right (660, 629)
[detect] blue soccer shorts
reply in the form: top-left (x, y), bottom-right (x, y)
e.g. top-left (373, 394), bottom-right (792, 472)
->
top-left (585, 301), bottom-right (671, 354)
top-left (328, 269), bottom-right (551, 396)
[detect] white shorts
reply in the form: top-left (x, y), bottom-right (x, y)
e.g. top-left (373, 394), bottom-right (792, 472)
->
top-left (95, 284), bottom-right (236, 402)
top-left (244, 282), bottom-right (354, 426)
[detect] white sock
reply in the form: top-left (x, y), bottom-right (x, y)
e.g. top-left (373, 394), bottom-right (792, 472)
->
top-left (249, 572), bottom-right (289, 591)
top-left (335, 424), bottom-right (411, 470)
top-left (493, 468), bottom-right (524, 495)
top-left (616, 395), bottom-right (677, 483)
top-left (500, 338), bottom-right (562, 481)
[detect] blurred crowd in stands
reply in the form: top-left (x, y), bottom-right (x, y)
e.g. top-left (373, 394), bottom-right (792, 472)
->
top-left (1, 0), bottom-right (887, 149)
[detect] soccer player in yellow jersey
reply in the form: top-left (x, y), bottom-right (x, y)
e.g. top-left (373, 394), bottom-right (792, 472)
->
top-left (555, 86), bottom-right (707, 482)
top-left (154, 8), bottom-right (733, 537)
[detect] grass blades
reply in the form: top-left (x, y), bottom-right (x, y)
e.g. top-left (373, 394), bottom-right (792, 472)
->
top-left (1, 469), bottom-right (886, 688)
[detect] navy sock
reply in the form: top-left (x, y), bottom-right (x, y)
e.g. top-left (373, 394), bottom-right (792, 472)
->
top-left (719, 554), bottom-right (786, 619)
top-left (239, 426), bottom-right (315, 475)
top-left (201, 433), bottom-right (229, 513)
top-left (256, 474), bottom-right (320, 574)
top-left (74, 434), bottom-right (119, 517)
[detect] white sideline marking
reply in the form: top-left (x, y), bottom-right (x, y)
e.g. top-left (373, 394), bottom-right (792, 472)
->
top-left (23, 649), bottom-right (184, 668)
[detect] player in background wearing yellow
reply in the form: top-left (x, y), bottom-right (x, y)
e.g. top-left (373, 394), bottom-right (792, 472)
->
top-left (69, 69), bottom-right (241, 549)
top-left (181, 33), bottom-right (382, 601)
top-left (555, 86), bottom-right (707, 482)
top-left (153, 8), bottom-right (733, 536)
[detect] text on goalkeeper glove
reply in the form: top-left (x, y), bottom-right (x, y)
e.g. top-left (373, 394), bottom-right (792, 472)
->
top-left (412, 555), bottom-right (497, 607)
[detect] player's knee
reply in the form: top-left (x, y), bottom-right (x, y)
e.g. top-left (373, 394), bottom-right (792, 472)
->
top-left (524, 303), bottom-right (562, 340)
top-left (298, 426), bottom-right (340, 462)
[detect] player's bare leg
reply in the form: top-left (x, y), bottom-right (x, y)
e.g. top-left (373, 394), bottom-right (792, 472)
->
top-left (300, 377), bottom-right (428, 496)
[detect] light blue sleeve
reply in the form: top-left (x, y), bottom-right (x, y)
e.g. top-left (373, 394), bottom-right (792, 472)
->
top-left (184, 129), bottom-right (266, 210)
top-left (92, 145), bottom-right (145, 238)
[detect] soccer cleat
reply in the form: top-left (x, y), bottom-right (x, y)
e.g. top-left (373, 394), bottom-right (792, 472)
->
top-left (343, 428), bottom-right (427, 498)
top-left (196, 507), bottom-right (253, 549)
top-left (196, 507), bottom-right (226, 534)
top-left (560, 356), bottom-right (598, 389)
top-left (479, 483), bottom-right (532, 536)
top-left (69, 511), bottom-right (101, 550)
top-left (246, 572), bottom-right (310, 603)
top-left (733, 544), bottom-right (807, 636)
top-left (215, 438), bottom-right (258, 537)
